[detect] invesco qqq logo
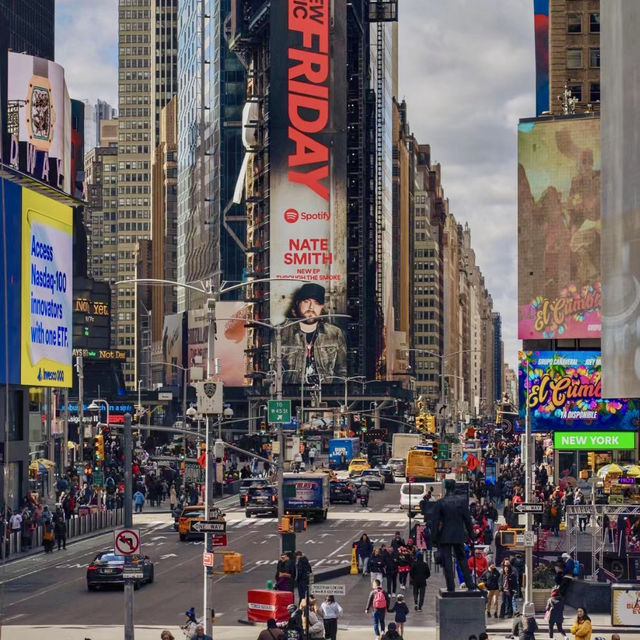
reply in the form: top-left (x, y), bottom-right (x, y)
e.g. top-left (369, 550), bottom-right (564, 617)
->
top-left (284, 208), bottom-right (299, 223)
top-left (283, 208), bottom-right (330, 223)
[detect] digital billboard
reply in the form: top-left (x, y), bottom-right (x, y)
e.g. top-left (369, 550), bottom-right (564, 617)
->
top-left (0, 179), bottom-right (23, 384)
top-left (5, 52), bottom-right (71, 194)
top-left (518, 116), bottom-right (601, 339)
top-left (533, 0), bottom-right (549, 116)
top-left (519, 351), bottom-right (639, 433)
top-left (268, 0), bottom-right (348, 386)
top-left (21, 187), bottom-right (73, 387)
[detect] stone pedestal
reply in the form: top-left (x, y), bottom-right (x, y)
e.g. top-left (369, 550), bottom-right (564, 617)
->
top-left (436, 589), bottom-right (486, 640)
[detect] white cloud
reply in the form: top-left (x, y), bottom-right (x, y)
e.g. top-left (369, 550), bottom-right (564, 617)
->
top-left (55, 0), bottom-right (118, 107)
top-left (399, 0), bottom-right (535, 368)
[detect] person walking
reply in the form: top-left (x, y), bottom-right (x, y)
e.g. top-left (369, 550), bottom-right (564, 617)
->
top-left (396, 543), bottom-right (412, 591)
top-left (133, 489), bottom-right (145, 513)
top-left (369, 547), bottom-right (385, 587)
top-left (481, 562), bottom-right (501, 618)
top-left (356, 533), bottom-right (373, 575)
top-left (383, 545), bottom-right (398, 596)
top-left (169, 483), bottom-right (177, 510)
top-left (569, 607), bottom-right (592, 640)
top-left (389, 593), bottom-right (409, 637)
top-left (510, 601), bottom-right (538, 640)
top-left (545, 588), bottom-right (567, 639)
top-left (295, 550), bottom-right (313, 602)
top-left (499, 560), bottom-right (519, 618)
top-left (320, 595), bottom-right (343, 640)
top-left (53, 508), bottom-right (67, 550)
top-left (409, 554), bottom-right (429, 611)
top-left (365, 579), bottom-right (390, 640)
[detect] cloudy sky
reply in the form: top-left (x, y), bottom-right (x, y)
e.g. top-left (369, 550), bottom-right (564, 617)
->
top-left (55, 0), bottom-right (535, 370)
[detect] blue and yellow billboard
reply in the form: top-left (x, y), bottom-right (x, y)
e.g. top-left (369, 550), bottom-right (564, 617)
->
top-left (20, 187), bottom-right (73, 387)
top-left (519, 351), bottom-right (639, 433)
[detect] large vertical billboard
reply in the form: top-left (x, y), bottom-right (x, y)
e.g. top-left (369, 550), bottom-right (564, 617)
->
top-left (518, 116), bottom-right (601, 339)
top-left (601, 2), bottom-right (640, 398)
top-left (269, 0), bottom-right (348, 385)
top-left (533, 0), bottom-right (550, 116)
top-left (21, 188), bottom-right (73, 387)
top-left (519, 351), bottom-right (639, 433)
top-left (5, 53), bottom-right (71, 194)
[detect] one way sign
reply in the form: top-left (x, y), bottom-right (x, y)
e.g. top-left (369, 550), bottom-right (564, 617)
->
top-left (513, 503), bottom-right (544, 514)
top-left (190, 520), bottom-right (227, 533)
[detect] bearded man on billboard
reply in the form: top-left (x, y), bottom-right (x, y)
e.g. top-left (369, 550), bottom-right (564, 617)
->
top-left (279, 283), bottom-right (347, 386)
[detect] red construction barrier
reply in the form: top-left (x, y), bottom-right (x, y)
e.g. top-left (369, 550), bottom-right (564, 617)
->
top-left (247, 589), bottom-right (294, 624)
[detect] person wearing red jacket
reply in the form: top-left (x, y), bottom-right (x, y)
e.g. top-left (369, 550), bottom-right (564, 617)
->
top-left (468, 547), bottom-right (488, 578)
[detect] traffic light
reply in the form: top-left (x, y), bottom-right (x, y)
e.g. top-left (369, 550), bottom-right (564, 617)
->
top-left (427, 415), bottom-right (436, 434)
top-left (432, 441), bottom-right (439, 459)
top-left (415, 414), bottom-right (425, 431)
top-left (495, 407), bottom-right (502, 425)
top-left (361, 417), bottom-right (368, 433)
top-left (587, 451), bottom-right (595, 469)
top-left (93, 434), bottom-right (104, 464)
top-left (179, 448), bottom-right (186, 461)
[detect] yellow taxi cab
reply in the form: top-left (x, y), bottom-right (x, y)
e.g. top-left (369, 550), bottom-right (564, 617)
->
top-left (317, 467), bottom-right (338, 482)
top-left (348, 457), bottom-right (371, 477)
top-left (177, 504), bottom-right (206, 541)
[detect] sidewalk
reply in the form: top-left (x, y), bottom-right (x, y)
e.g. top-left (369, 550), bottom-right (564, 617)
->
top-left (4, 615), bottom-right (636, 640)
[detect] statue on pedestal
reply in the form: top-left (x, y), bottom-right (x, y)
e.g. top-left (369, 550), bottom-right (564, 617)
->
top-left (432, 478), bottom-right (476, 592)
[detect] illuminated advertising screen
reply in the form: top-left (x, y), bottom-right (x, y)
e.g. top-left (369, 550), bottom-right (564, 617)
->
top-left (21, 187), bottom-right (73, 387)
top-left (519, 351), bottom-right (639, 433)
top-left (6, 52), bottom-right (71, 194)
top-left (533, 0), bottom-right (549, 116)
top-left (268, 0), bottom-right (348, 386)
top-left (518, 116), bottom-right (601, 339)
top-left (0, 179), bottom-right (22, 384)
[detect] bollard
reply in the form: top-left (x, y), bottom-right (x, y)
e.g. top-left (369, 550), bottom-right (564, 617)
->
top-left (266, 580), bottom-right (274, 590)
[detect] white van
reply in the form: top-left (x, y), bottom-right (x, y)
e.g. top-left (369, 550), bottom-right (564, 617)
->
top-left (399, 481), bottom-right (443, 511)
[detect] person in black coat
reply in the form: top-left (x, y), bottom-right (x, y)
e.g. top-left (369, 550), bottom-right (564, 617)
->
top-left (295, 551), bottom-right (313, 601)
top-left (409, 555), bottom-right (430, 611)
top-left (431, 479), bottom-right (475, 592)
top-left (383, 546), bottom-right (399, 595)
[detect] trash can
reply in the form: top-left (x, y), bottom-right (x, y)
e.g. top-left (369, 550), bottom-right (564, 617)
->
top-left (247, 589), bottom-right (294, 624)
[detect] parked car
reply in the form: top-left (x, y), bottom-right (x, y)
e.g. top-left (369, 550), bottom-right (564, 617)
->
top-left (348, 457), bottom-right (371, 477)
top-left (239, 478), bottom-right (265, 507)
top-left (87, 551), bottom-right (154, 591)
top-left (245, 485), bottom-right (278, 517)
top-left (329, 480), bottom-right (358, 504)
top-left (376, 465), bottom-right (395, 483)
top-left (387, 457), bottom-right (406, 477)
top-left (360, 469), bottom-right (386, 490)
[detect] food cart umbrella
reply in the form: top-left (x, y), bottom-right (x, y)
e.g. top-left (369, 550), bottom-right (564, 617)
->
top-left (623, 465), bottom-right (640, 477)
top-left (597, 463), bottom-right (624, 478)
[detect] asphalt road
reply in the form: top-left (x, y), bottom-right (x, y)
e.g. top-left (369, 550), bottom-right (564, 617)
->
top-left (0, 481), bottom-right (449, 630)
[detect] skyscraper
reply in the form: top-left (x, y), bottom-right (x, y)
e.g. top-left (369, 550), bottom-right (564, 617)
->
top-left (116, 0), bottom-right (177, 387)
top-left (0, 0), bottom-right (55, 61)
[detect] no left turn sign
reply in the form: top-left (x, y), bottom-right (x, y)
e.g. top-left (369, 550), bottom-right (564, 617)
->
top-left (114, 528), bottom-right (141, 555)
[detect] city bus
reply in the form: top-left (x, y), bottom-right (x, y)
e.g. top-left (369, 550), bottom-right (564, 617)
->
top-left (405, 448), bottom-right (436, 482)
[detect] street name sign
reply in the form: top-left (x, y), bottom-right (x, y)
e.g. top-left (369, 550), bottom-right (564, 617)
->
top-left (513, 503), bottom-right (544, 514)
top-left (190, 520), bottom-right (227, 534)
top-left (311, 583), bottom-right (346, 596)
top-left (268, 399), bottom-right (291, 423)
top-left (114, 528), bottom-right (140, 555)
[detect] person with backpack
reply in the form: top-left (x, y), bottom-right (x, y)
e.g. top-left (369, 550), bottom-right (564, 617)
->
top-left (256, 619), bottom-right (284, 640)
top-left (544, 587), bottom-right (566, 639)
top-left (365, 579), bottom-right (390, 639)
top-left (510, 601), bottom-right (538, 640)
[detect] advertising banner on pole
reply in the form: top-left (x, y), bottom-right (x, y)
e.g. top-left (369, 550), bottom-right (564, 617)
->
top-left (268, 0), bottom-right (348, 386)
top-left (519, 351), bottom-right (639, 433)
top-left (518, 116), bottom-right (601, 340)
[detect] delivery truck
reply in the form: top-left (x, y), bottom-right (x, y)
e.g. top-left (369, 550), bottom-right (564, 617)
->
top-left (328, 437), bottom-right (360, 468)
top-left (391, 433), bottom-right (423, 460)
top-left (282, 473), bottom-right (330, 522)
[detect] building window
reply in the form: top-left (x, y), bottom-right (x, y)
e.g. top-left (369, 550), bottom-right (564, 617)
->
top-left (567, 13), bottom-right (582, 33)
top-left (590, 82), bottom-right (600, 103)
top-left (568, 83), bottom-right (582, 103)
top-left (590, 13), bottom-right (600, 33)
top-left (567, 49), bottom-right (582, 69)
top-left (590, 48), bottom-right (600, 68)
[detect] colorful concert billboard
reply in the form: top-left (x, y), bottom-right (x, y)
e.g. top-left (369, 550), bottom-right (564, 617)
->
top-left (518, 116), bottom-right (601, 339)
top-left (268, 0), bottom-right (348, 386)
top-left (519, 351), bottom-right (639, 433)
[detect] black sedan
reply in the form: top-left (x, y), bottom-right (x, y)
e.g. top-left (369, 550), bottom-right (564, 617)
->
top-left (376, 465), bottom-right (395, 483)
top-left (87, 551), bottom-right (154, 591)
top-left (329, 480), bottom-right (358, 504)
